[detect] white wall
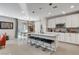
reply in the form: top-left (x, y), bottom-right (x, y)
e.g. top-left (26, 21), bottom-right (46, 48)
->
top-left (0, 16), bottom-right (16, 40)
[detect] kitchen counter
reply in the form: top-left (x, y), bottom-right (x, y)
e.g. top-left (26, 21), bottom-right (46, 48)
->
top-left (28, 32), bottom-right (58, 37)
top-left (27, 32), bottom-right (58, 52)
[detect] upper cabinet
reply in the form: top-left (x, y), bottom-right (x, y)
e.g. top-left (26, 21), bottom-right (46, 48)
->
top-left (48, 19), bottom-right (55, 28)
top-left (35, 21), bottom-right (41, 33)
top-left (47, 14), bottom-right (79, 28)
top-left (48, 17), bottom-right (66, 28)
top-left (65, 15), bottom-right (72, 27)
top-left (55, 17), bottom-right (66, 25)
top-left (71, 14), bottom-right (79, 27)
top-left (66, 14), bottom-right (79, 27)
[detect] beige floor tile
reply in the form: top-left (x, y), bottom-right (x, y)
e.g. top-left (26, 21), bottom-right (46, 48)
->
top-left (0, 39), bottom-right (79, 55)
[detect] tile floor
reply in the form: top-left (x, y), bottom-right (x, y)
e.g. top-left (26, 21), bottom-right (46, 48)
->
top-left (0, 39), bottom-right (79, 55)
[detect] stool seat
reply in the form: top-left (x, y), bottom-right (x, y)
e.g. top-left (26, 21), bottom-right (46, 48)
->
top-left (29, 36), bottom-right (55, 44)
top-left (41, 38), bottom-right (54, 44)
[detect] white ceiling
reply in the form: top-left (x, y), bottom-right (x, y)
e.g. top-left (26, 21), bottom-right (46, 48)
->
top-left (0, 3), bottom-right (22, 19)
top-left (0, 3), bottom-right (79, 21)
top-left (27, 3), bottom-right (79, 18)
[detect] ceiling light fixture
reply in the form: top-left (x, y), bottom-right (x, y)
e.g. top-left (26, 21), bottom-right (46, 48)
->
top-left (21, 11), bottom-right (25, 14)
top-left (49, 3), bottom-right (52, 6)
top-left (70, 5), bottom-right (75, 8)
top-left (62, 11), bottom-right (66, 14)
top-left (48, 12), bottom-right (51, 15)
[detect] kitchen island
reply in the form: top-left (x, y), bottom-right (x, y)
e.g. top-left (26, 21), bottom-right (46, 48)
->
top-left (27, 32), bottom-right (58, 53)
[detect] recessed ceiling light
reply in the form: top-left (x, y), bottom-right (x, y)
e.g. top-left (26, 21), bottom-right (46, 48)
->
top-left (70, 5), bottom-right (75, 8)
top-left (48, 12), bottom-right (51, 15)
top-left (22, 11), bottom-right (25, 14)
top-left (62, 11), bottom-right (66, 14)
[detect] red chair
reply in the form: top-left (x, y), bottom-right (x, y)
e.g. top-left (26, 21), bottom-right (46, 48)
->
top-left (0, 33), bottom-right (6, 48)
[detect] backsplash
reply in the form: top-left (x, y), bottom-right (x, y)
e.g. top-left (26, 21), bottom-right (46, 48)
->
top-left (47, 27), bottom-right (79, 33)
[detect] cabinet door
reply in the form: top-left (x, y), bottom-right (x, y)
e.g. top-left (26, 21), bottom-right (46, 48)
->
top-left (70, 33), bottom-right (77, 44)
top-left (55, 17), bottom-right (65, 24)
top-left (48, 20), bottom-right (52, 28)
top-left (71, 14), bottom-right (79, 27)
top-left (64, 33), bottom-right (71, 43)
top-left (58, 33), bottom-right (65, 41)
top-left (57, 33), bottom-right (62, 41)
top-left (48, 19), bottom-right (55, 28)
top-left (66, 14), bottom-right (79, 27)
top-left (75, 34), bottom-right (79, 44)
top-left (35, 21), bottom-right (40, 33)
top-left (66, 16), bottom-right (72, 27)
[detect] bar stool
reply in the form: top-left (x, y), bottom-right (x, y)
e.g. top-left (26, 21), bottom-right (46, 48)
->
top-left (35, 37), bottom-right (44, 48)
top-left (28, 36), bottom-right (35, 46)
top-left (36, 37), bottom-right (49, 49)
top-left (41, 38), bottom-right (48, 51)
top-left (34, 37), bottom-right (42, 48)
top-left (44, 39), bottom-right (55, 52)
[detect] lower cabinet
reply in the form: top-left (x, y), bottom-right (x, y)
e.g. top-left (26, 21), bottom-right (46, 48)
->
top-left (58, 33), bottom-right (65, 42)
top-left (58, 33), bottom-right (79, 45)
top-left (76, 34), bottom-right (79, 44)
top-left (64, 33), bottom-right (71, 43)
top-left (70, 33), bottom-right (76, 44)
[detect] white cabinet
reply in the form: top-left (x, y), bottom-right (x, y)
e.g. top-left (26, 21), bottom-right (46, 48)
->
top-left (71, 14), bottom-right (79, 27)
top-left (48, 17), bottom-right (66, 28)
top-left (58, 33), bottom-right (71, 43)
top-left (65, 33), bottom-right (78, 44)
top-left (70, 33), bottom-right (76, 44)
top-left (64, 33), bottom-right (71, 43)
top-left (48, 19), bottom-right (55, 28)
top-left (66, 15), bottom-right (72, 27)
top-left (58, 33), bottom-right (79, 45)
top-left (66, 14), bottom-right (79, 27)
top-left (35, 21), bottom-right (41, 33)
top-left (57, 33), bottom-right (62, 41)
top-left (58, 33), bottom-right (65, 41)
top-left (55, 17), bottom-right (65, 25)
top-left (48, 14), bottom-right (79, 28)
top-left (75, 34), bottom-right (79, 44)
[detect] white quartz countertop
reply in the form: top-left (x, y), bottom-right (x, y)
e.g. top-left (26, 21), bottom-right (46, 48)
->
top-left (27, 32), bottom-right (58, 37)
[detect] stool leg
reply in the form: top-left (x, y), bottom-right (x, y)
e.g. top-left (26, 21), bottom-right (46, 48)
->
top-left (49, 44), bottom-right (56, 54)
top-left (31, 39), bottom-right (35, 46)
top-left (35, 41), bottom-right (41, 48)
top-left (35, 40), bottom-right (40, 48)
top-left (42, 42), bottom-right (47, 51)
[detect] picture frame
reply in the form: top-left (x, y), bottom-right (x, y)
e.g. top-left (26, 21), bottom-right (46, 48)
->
top-left (0, 21), bottom-right (13, 29)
